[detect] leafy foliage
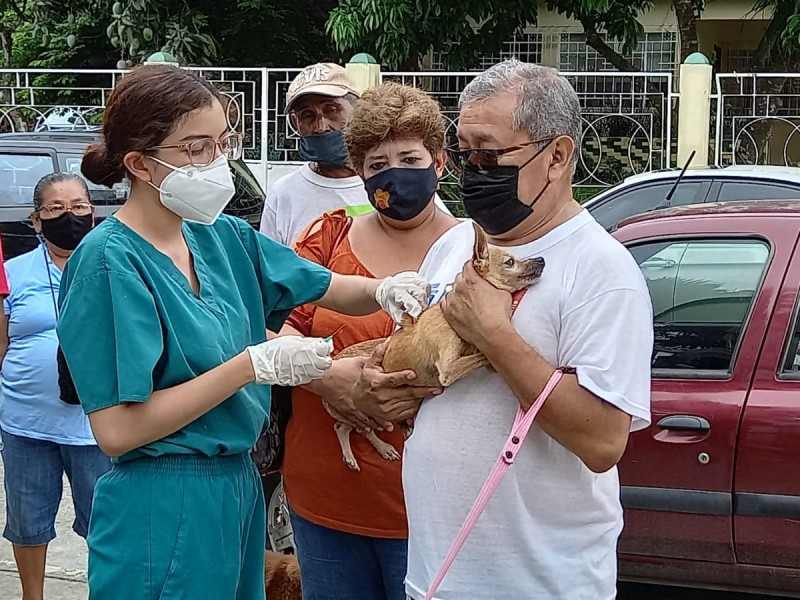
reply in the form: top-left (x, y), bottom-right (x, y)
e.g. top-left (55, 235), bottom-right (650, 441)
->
top-left (25, 0), bottom-right (218, 65)
top-left (327, 0), bottom-right (539, 69)
top-left (548, 1), bottom-right (653, 55)
top-left (760, 0), bottom-right (800, 67)
top-left (326, 0), bottom-right (655, 70)
top-left (2, 0), bottom-right (339, 68)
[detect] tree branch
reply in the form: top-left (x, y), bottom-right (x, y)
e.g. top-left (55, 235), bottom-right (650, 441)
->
top-left (581, 21), bottom-right (638, 71)
top-left (672, 0), bottom-right (699, 62)
top-left (0, 26), bottom-right (10, 68)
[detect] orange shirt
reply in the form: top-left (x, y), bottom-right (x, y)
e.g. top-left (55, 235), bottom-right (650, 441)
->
top-left (282, 210), bottom-right (407, 538)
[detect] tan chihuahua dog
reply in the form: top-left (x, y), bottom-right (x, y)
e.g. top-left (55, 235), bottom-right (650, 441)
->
top-left (327, 222), bottom-right (545, 471)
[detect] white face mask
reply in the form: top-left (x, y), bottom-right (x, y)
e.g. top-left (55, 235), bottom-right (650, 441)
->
top-left (147, 154), bottom-right (236, 225)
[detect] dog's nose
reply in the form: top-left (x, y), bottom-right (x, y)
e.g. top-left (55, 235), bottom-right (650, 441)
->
top-left (533, 257), bottom-right (545, 268)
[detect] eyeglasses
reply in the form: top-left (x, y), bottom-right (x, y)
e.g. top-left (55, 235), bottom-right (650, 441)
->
top-left (446, 138), bottom-right (555, 172)
top-left (149, 132), bottom-right (244, 167)
top-left (38, 203), bottom-right (94, 218)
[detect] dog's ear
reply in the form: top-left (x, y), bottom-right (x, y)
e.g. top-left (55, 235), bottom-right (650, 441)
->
top-left (472, 222), bottom-right (489, 272)
top-left (472, 222), bottom-right (488, 265)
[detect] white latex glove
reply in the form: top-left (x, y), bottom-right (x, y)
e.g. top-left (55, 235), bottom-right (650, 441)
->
top-left (375, 271), bottom-right (431, 325)
top-left (246, 336), bottom-right (333, 386)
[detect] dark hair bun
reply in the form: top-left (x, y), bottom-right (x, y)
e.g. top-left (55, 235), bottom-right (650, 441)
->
top-left (81, 141), bottom-right (126, 186)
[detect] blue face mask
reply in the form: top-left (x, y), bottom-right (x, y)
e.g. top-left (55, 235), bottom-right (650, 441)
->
top-left (363, 164), bottom-right (439, 221)
top-left (298, 130), bottom-right (349, 168)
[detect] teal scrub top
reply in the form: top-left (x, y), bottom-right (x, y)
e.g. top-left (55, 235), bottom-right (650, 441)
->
top-left (56, 214), bottom-right (332, 463)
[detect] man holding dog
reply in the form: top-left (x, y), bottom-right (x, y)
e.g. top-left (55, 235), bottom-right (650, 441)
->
top-left (400, 60), bottom-right (654, 599)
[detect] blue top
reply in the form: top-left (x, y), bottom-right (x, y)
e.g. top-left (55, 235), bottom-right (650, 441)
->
top-left (1, 243), bottom-right (96, 445)
top-left (57, 214), bottom-right (332, 463)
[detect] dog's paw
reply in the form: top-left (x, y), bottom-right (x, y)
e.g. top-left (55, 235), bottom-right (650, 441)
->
top-left (377, 444), bottom-right (401, 461)
top-left (344, 456), bottom-right (361, 471)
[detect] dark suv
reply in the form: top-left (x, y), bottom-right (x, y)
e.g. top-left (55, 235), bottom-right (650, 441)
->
top-left (0, 131), bottom-right (266, 259)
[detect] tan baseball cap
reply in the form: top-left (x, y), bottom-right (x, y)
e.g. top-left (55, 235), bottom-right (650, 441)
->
top-left (285, 63), bottom-right (360, 113)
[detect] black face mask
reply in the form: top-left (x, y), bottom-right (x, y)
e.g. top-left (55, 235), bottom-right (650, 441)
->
top-left (459, 142), bottom-right (553, 236)
top-left (39, 212), bottom-right (93, 251)
top-left (298, 130), bottom-right (349, 168)
top-left (364, 165), bottom-right (439, 221)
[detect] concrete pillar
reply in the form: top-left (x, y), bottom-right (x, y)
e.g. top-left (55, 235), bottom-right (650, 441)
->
top-left (345, 53), bottom-right (381, 93)
top-left (677, 52), bottom-right (713, 168)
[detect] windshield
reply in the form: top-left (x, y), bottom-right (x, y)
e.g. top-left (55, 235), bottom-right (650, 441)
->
top-left (0, 153), bottom-right (57, 206)
top-left (61, 154), bottom-right (129, 205)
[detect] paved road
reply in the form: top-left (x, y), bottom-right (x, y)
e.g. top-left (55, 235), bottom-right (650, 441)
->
top-left (0, 461), bottom-right (88, 599)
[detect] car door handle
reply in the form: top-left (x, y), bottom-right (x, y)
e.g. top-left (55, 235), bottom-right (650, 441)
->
top-left (657, 415), bottom-right (711, 432)
top-left (644, 257), bottom-right (676, 268)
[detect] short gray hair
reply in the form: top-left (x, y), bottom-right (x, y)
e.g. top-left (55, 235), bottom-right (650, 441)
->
top-left (459, 59), bottom-right (582, 166)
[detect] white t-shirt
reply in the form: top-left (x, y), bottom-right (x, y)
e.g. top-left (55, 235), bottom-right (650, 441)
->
top-left (403, 211), bottom-right (653, 600)
top-left (259, 163), bottom-right (453, 246)
top-left (258, 164), bottom-right (371, 246)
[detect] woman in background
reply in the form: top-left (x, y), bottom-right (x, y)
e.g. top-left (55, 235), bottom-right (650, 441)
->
top-left (0, 172), bottom-right (110, 600)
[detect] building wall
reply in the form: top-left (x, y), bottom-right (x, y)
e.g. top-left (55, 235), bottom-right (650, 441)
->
top-left (425, 0), bottom-right (773, 73)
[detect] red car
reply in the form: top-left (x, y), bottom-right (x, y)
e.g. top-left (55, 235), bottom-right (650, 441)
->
top-left (614, 201), bottom-right (800, 596)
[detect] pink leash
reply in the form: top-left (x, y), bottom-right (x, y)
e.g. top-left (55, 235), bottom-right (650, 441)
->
top-left (423, 368), bottom-right (565, 600)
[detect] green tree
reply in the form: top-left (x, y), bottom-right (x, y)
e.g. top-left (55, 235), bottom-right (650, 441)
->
top-left (327, 0), bottom-right (538, 70)
top-left (5, 0), bottom-right (338, 69)
top-left (1, 1), bottom-right (29, 66)
top-left (326, 0), bottom-right (654, 70)
top-left (547, 0), bottom-right (655, 71)
top-left (25, 0), bottom-right (218, 66)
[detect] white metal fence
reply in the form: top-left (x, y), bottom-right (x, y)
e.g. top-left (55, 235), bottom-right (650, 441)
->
top-left (9, 66), bottom-right (800, 201)
top-left (383, 71), bottom-right (675, 195)
top-left (714, 73), bottom-right (800, 167)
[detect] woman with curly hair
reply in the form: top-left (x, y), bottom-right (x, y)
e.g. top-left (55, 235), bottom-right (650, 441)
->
top-left (278, 82), bottom-right (468, 599)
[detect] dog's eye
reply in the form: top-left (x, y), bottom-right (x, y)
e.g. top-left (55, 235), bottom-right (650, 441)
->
top-left (504, 258), bottom-right (515, 267)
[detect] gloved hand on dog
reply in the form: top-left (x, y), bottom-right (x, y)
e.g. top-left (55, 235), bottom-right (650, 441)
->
top-left (247, 336), bottom-right (334, 386)
top-left (375, 271), bottom-right (431, 325)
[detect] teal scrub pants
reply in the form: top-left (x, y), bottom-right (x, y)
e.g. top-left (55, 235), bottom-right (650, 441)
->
top-left (87, 453), bottom-right (266, 600)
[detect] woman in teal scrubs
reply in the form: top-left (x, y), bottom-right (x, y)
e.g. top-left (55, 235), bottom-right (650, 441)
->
top-left (56, 64), bottom-right (429, 600)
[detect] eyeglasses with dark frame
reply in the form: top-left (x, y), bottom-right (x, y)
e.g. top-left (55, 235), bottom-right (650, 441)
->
top-left (149, 131), bottom-right (244, 167)
top-left (446, 138), bottom-right (556, 173)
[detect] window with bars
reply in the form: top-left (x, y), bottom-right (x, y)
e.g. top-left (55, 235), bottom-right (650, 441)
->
top-left (720, 47), bottom-right (755, 73)
top-left (477, 32), bottom-right (543, 68)
top-left (428, 32), bottom-right (543, 71)
top-left (558, 31), bottom-right (677, 73)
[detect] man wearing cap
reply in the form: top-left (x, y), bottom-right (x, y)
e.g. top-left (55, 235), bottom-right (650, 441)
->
top-left (259, 63), bottom-right (371, 246)
top-left (260, 63), bottom-right (451, 247)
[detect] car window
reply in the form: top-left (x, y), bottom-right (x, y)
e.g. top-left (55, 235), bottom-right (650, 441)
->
top-left (61, 155), bottom-right (129, 205)
top-left (717, 181), bottom-right (800, 202)
top-left (779, 293), bottom-right (800, 378)
top-left (0, 153), bottom-right (56, 206)
top-left (590, 181), bottom-right (707, 230)
top-left (225, 160), bottom-right (265, 225)
top-left (628, 238), bottom-right (770, 376)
